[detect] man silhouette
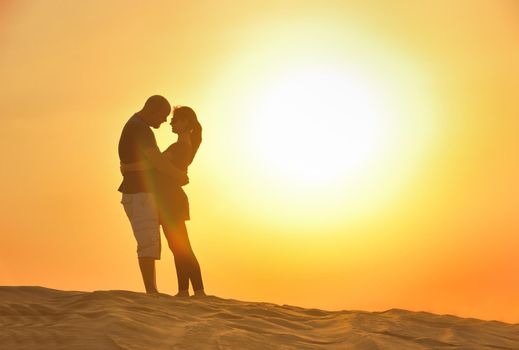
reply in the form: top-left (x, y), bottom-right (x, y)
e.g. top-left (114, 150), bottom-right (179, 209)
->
top-left (118, 95), bottom-right (188, 293)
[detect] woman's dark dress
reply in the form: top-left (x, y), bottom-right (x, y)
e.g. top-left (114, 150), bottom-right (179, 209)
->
top-left (155, 141), bottom-right (191, 224)
top-left (154, 130), bottom-right (201, 224)
top-left (153, 131), bottom-right (204, 292)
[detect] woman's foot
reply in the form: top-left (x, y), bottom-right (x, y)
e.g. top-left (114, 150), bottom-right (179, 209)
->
top-left (175, 290), bottom-right (190, 297)
top-left (193, 289), bottom-right (207, 297)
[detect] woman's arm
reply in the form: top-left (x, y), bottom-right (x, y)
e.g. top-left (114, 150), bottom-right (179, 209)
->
top-left (188, 120), bottom-right (202, 165)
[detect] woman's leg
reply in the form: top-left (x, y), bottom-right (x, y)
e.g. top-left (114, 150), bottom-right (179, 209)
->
top-left (163, 221), bottom-right (189, 293)
top-left (163, 221), bottom-right (204, 293)
top-left (183, 225), bottom-right (204, 293)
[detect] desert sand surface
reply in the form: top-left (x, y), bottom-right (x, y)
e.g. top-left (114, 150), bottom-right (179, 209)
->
top-left (1, 286), bottom-right (518, 349)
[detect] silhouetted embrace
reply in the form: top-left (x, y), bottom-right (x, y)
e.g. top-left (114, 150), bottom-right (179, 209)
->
top-left (118, 96), bottom-right (205, 297)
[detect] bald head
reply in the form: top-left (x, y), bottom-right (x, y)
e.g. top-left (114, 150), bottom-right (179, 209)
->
top-left (142, 95), bottom-right (171, 114)
top-left (138, 95), bottom-right (171, 128)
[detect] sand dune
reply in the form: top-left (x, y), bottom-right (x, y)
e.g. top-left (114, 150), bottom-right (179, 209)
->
top-left (0, 286), bottom-right (517, 349)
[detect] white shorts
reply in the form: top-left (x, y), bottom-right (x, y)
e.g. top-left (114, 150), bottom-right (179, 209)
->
top-left (121, 192), bottom-right (161, 260)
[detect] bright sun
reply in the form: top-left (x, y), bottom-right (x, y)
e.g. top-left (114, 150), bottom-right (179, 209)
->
top-left (248, 65), bottom-right (388, 189)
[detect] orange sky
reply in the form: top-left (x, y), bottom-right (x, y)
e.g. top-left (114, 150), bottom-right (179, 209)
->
top-left (1, 1), bottom-right (518, 323)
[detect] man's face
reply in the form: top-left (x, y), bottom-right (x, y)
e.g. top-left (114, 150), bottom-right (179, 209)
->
top-left (150, 109), bottom-right (170, 129)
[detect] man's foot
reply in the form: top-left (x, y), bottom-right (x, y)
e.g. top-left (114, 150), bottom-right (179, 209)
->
top-left (175, 290), bottom-right (190, 298)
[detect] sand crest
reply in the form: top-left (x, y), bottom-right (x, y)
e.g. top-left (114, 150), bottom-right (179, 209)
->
top-left (0, 286), bottom-right (517, 349)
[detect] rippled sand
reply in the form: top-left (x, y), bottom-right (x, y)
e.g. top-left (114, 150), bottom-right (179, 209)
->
top-left (1, 286), bottom-right (517, 349)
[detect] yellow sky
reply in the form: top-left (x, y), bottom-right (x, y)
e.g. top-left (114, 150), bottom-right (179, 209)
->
top-left (1, 1), bottom-right (518, 323)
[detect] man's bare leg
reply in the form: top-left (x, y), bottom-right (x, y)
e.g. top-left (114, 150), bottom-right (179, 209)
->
top-left (138, 257), bottom-right (158, 294)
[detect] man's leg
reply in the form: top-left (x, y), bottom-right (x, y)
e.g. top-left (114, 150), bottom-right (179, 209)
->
top-left (121, 193), bottom-right (161, 294)
top-left (138, 257), bottom-right (158, 294)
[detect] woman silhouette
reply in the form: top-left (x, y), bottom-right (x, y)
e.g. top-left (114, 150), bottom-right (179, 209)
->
top-left (120, 106), bottom-right (205, 297)
top-left (155, 106), bottom-right (205, 297)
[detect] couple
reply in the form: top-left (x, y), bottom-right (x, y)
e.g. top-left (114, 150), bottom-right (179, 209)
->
top-left (118, 95), bottom-right (205, 297)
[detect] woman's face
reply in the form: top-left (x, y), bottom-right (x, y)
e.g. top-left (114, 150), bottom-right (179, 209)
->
top-left (170, 116), bottom-right (190, 134)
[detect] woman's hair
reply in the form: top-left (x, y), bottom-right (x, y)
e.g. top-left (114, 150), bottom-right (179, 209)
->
top-left (172, 106), bottom-right (198, 131)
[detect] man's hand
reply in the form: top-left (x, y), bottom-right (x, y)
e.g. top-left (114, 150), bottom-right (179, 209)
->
top-left (192, 119), bottom-right (202, 133)
top-left (176, 170), bottom-right (189, 186)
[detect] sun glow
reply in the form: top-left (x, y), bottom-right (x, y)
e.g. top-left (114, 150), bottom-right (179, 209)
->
top-left (204, 24), bottom-right (440, 230)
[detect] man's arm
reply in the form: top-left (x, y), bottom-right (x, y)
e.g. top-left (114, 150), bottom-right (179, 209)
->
top-left (120, 161), bottom-right (148, 173)
top-left (144, 147), bottom-right (189, 186)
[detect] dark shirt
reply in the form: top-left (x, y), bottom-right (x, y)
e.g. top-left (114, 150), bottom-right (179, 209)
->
top-left (117, 114), bottom-right (159, 193)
